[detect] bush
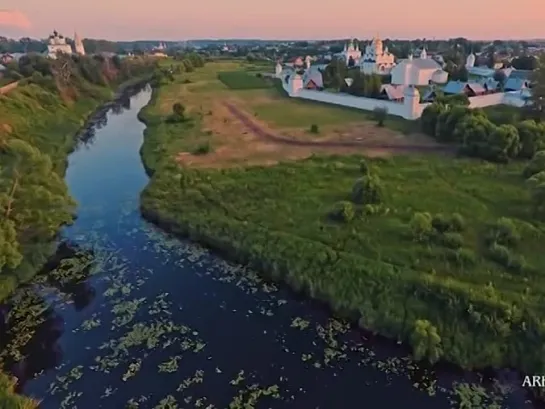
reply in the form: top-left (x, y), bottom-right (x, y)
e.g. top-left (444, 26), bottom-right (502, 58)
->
top-left (373, 107), bottom-right (388, 127)
top-left (359, 160), bottom-right (369, 175)
top-left (451, 213), bottom-right (465, 232)
top-left (437, 232), bottom-right (464, 249)
top-left (431, 213), bottom-right (465, 233)
top-left (486, 217), bottom-right (520, 247)
top-left (446, 248), bottom-right (477, 267)
top-left (310, 124), bottom-right (319, 134)
top-left (487, 242), bottom-right (512, 266)
top-left (523, 150), bottom-right (545, 178)
top-left (329, 201), bottom-right (355, 222)
top-left (192, 142), bottom-right (212, 155)
top-left (409, 212), bottom-right (433, 242)
top-left (352, 175), bottom-right (383, 205)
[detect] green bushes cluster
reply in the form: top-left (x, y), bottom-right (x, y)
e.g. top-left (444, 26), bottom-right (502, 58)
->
top-left (421, 101), bottom-right (545, 162)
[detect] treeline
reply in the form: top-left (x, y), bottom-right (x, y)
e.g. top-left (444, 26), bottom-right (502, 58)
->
top-left (0, 53), bottom-right (156, 302)
top-left (421, 96), bottom-right (545, 162)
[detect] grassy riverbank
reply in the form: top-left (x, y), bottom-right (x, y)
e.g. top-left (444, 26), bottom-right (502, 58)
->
top-left (0, 54), bottom-right (155, 407)
top-left (139, 59), bottom-right (545, 391)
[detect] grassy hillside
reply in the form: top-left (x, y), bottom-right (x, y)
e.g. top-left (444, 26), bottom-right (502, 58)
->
top-left (139, 59), bottom-right (545, 401)
top-left (0, 53), bottom-right (156, 407)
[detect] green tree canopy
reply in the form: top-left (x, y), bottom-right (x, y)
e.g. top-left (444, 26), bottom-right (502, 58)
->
top-left (409, 319), bottom-right (443, 364)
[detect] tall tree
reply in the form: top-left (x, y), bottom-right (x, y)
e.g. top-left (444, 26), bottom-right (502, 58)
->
top-left (0, 139), bottom-right (75, 267)
top-left (528, 54), bottom-right (545, 121)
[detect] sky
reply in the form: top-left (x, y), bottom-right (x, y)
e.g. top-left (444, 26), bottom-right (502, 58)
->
top-left (0, 0), bottom-right (544, 41)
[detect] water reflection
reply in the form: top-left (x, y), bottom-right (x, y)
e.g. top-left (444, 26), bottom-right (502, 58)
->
top-left (0, 243), bottom-right (98, 389)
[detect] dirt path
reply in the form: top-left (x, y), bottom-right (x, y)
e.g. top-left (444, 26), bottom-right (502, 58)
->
top-left (223, 102), bottom-right (451, 153)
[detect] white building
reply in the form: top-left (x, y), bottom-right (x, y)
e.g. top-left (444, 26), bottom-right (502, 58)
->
top-left (359, 37), bottom-right (396, 75)
top-left (47, 30), bottom-right (73, 59)
top-left (74, 32), bottom-right (85, 55)
top-left (390, 52), bottom-right (446, 86)
top-left (466, 52), bottom-right (476, 68)
top-left (340, 40), bottom-right (362, 66)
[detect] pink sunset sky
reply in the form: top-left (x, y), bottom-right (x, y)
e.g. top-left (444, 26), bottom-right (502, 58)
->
top-left (0, 0), bottom-right (544, 41)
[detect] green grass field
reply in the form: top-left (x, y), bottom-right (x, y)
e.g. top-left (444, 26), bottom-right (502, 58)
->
top-left (218, 71), bottom-right (274, 90)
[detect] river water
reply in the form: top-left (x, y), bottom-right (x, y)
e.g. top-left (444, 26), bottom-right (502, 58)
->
top-left (0, 87), bottom-right (536, 409)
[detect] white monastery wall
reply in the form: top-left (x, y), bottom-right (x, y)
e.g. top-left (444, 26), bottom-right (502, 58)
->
top-left (468, 92), bottom-right (526, 108)
top-left (295, 89), bottom-right (410, 118)
top-left (280, 78), bottom-right (525, 121)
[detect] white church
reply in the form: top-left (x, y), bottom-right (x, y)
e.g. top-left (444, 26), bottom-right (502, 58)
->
top-left (390, 48), bottom-right (448, 86)
top-left (338, 37), bottom-right (396, 75)
top-left (47, 30), bottom-right (85, 59)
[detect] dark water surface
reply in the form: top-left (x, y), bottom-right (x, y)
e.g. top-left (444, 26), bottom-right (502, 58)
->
top-left (1, 88), bottom-right (536, 409)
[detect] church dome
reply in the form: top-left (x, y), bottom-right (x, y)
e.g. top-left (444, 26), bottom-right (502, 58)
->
top-left (431, 69), bottom-right (448, 84)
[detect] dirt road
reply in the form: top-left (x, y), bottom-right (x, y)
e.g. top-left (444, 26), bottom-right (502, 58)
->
top-left (223, 102), bottom-right (451, 153)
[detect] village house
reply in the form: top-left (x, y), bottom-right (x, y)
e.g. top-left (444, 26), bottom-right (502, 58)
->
top-left (380, 84), bottom-right (406, 102)
top-left (442, 81), bottom-right (487, 96)
top-left (390, 50), bottom-right (447, 86)
top-left (0, 52), bottom-right (25, 64)
top-left (504, 77), bottom-right (531, 92)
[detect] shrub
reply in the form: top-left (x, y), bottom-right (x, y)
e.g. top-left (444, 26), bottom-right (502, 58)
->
top-left (329, 201), bottom-right (355, 222)
top-left (451, 213), bottom-right (465, 232)
top-left (192, 142), bottom-right (212, 155)
top-left (446, 248), bottom-right (476, 267)
top-left (523, 150), bottom-right (545, 178)
top-left (359, 160), bottom-right (369, 175)
top-left (310, 124), bottom-right (319, 134)
top-left (352, 175), bottom-right (383, 205)
top-left (431, 214), bottom-right (452, 233)
top-left (486, 217), bottom-right (520, 247)
top-left (373, 107), bottom-right (388, 127)
top-left (438, 232), bottom-right (464, 249)
top-left (487, 242), bottom-right (512, 266)
top-left (409, 212), bottom-right (433, 242)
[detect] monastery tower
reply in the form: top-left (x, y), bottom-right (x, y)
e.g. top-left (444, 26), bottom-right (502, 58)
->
top-left (74, 32), bottom-right (85, 55)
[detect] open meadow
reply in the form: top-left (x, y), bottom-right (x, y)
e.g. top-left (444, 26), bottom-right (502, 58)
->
top-left (140, 58), bottom-right (545, 390)
top-left (142, 60), bottom-right (442, 168)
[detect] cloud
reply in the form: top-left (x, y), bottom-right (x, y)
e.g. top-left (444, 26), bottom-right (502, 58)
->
top-left (0, 9), bottom-right (31, 29)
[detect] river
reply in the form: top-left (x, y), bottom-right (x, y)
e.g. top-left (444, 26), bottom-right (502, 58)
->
top-left (0, 86), bottom-right (536, 409)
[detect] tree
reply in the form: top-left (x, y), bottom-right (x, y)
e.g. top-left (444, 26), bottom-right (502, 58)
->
top-left (487, 124), bottom-right (521, 161)
top-left (435, 105), bottom-right (472, 142)
top-left (529, 182), bottom-right (545, 218)
top-left (528, 54), bottom-right (545, 121)
top-left (0, 139), bottom-right (75, 270)
top-left (364, 74), bottom-right (382, 98)
top-left (512, 55), bottom-right (538, 71)
top-left (409, 319), bottom-right (443, 364)
top-left (182, 59), bottom-right (194, 73)
top-left (409, 212), bottom-right (433, 242)
top-left (516, 120), bottom-right (545, 159)
top-left (523, 150), bottom-right (545, 178)
top-left (455, 115), bottom-right (495, 158)
top-left (493, 70), bottom-right (507, 86)
top-left (421, 103), bottom-right (446, 137)
top-left (352, 175), bottom-right (383, 205)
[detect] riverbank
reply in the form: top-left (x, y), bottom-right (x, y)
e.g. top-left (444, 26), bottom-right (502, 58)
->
top-left (0, 57), bottom-right (154, 407)
top-left (138, 62), bottom-right (545, 399)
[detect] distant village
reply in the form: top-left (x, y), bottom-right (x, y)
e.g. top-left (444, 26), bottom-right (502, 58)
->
top-left (0, 32), bottom-right (542, 117)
